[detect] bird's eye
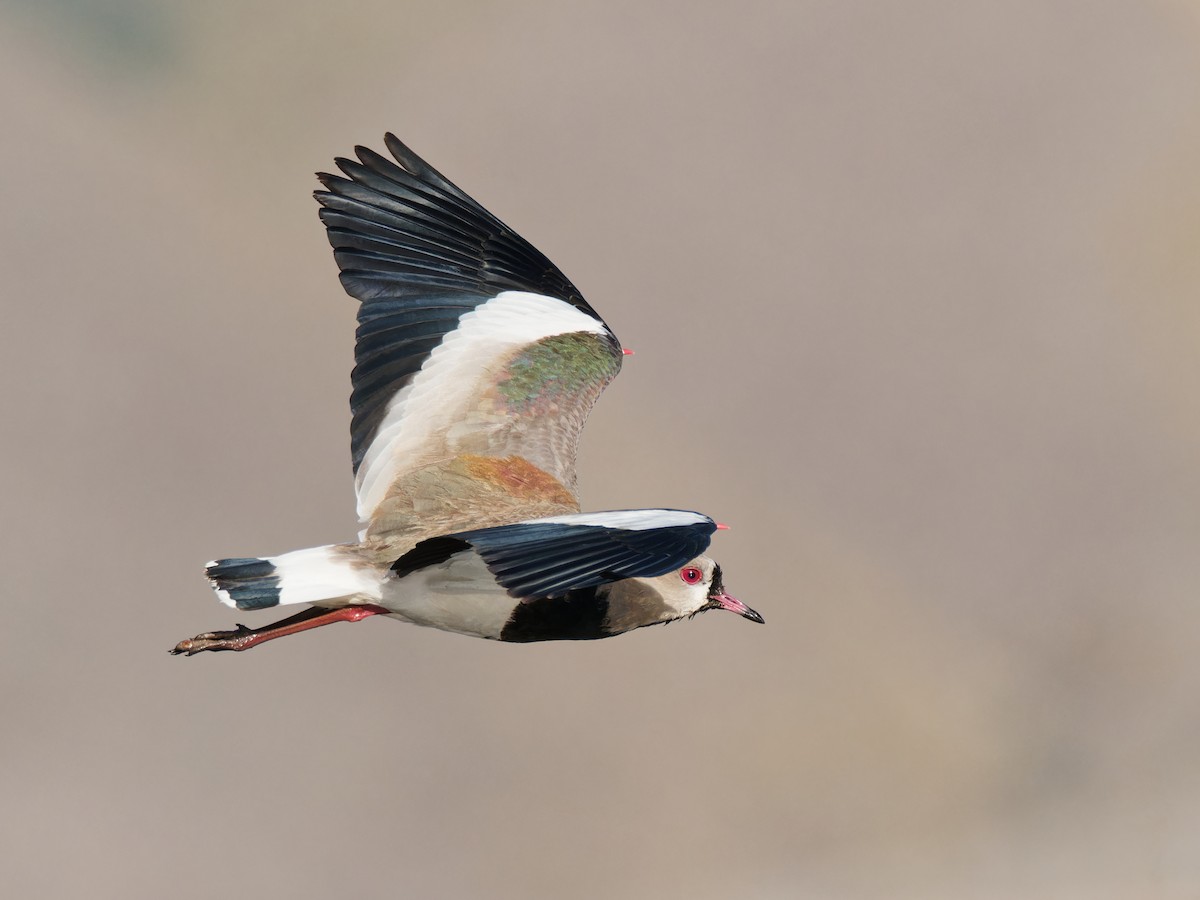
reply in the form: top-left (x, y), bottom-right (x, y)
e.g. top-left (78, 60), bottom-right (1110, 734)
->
top-left (680, 567), bottom-right (703, 585)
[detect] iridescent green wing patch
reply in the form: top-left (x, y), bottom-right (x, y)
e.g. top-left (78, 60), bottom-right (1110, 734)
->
top-left (499, 332), bottom-right (623, 414)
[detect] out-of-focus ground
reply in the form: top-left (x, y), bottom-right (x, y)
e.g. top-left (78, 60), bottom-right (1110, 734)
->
top-left (2, 2), bottom-right (1200, 897)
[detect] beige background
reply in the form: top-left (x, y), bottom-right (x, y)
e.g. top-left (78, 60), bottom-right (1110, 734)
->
top-left (3, 2), bottom-right (1200, 897)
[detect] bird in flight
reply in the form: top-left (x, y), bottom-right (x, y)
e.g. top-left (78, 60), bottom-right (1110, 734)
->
top-left (172, 134), bottom-right (761, 655)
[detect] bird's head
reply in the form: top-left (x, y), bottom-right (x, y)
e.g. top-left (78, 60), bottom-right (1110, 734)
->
top-left (652, 556), bottom-right (763, 625)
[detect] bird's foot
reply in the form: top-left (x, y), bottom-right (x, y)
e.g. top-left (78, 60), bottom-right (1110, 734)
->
top-left (170, 624), bottom-right (257, 655)
top-left (170, 604), bottom-right (390, 656)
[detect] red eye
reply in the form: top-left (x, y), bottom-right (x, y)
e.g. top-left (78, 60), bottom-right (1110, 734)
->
top-left (680, 567), bottom-right (703, 585)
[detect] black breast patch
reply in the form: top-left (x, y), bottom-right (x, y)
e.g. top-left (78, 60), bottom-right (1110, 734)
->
top-left (500, 586), bottom-right (611, 642)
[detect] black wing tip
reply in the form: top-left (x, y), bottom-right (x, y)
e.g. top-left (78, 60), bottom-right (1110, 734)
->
top-left (314, 131), bottom-right (602, 319)
top-left (354, 143), bottom-right (392, 168)
top-left (327, 135), bottom-right (439, 192)
top-left (314, 171), bottom-right (348, 195)
top-left (313, 132), bottom-right (471, 209)
top-left (382, 133), bottom-right (425, 172)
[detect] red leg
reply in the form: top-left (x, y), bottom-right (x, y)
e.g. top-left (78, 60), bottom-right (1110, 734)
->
top-left (170, 604), bottom-right (389, 655)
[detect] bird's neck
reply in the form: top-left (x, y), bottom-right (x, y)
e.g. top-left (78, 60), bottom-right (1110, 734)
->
top-left (603, 579), bottom-right (676, 634)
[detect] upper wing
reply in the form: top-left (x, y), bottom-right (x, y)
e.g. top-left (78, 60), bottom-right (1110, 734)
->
top-left (391, 510), bottom-right (718, 598)
top-left (314, 135), bottom-right (624, 535)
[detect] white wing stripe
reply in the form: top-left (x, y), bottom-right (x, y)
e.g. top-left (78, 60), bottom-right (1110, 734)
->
top-left (524, 509), bottom-right (713, 530)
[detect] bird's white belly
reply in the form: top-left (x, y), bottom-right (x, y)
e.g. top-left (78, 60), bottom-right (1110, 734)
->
top-left (379, 551), bottom-right (516, 639)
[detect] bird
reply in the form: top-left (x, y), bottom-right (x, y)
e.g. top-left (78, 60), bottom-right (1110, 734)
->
top-left (171, 134), bottom-right (762, 655)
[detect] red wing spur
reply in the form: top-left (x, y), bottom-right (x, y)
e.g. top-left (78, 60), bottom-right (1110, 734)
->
top-left (172, 135), bottom-right (761, 655)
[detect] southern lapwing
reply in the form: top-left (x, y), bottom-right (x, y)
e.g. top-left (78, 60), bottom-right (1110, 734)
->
top-left (172, 134), bottom-right (761, 655)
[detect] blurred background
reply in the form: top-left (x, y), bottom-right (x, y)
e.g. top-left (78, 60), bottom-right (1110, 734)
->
top-left (2, 1), bottom-right (1199, 897)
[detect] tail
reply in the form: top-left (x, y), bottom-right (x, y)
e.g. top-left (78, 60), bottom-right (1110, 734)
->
top-left (205, 545), bottom-right (382, 611)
